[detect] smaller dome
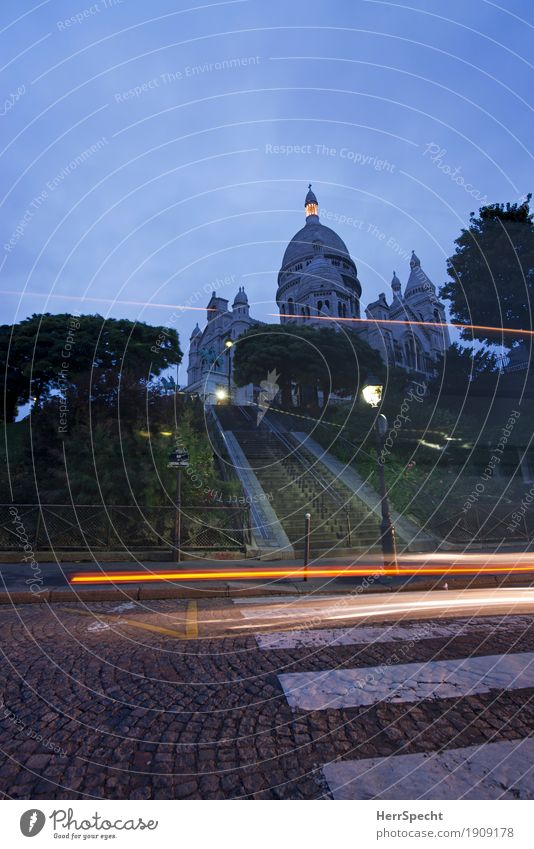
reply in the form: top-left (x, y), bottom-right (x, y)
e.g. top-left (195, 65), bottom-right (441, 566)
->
top-left (410, 250), bottom-right (421, 269)
top-left (391, 270), bottom-right (401, 293)
top-left (232, 286), bottom-right (248, 306)
top-left (190, 322), bottom-right (201, 338)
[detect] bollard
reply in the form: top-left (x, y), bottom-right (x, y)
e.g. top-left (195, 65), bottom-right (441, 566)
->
top-left (303, 512), bottom-right (311, 581)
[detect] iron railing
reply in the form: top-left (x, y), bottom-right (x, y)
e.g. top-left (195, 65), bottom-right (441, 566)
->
top-left (432, 504), bottom-right (533, 544)
top-left (1, 504), bottom-right (251, 552)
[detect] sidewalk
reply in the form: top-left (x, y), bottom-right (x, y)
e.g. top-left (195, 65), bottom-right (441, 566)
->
top-left (1, 555), bottom-right (534, 603)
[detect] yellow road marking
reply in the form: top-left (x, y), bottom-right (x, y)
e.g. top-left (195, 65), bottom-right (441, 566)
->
top-left (60, 607), bottom-right (187, 640)
top-left (185, 600), bottom-right (198, 639)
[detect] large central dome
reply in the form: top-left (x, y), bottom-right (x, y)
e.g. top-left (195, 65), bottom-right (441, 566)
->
top-left (276, 185), bottom-right (362, 326)
top-left (280, 183), bottom-right (352, 269)
top-left (281, 219), bottom-right (351, 268)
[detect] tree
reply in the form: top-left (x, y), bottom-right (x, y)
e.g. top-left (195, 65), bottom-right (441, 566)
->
top-left (0, 313), bottom-right (182, 422)
top-left (0, 323), bottom-right (30, 423)
top-left (232, 323), bottom-right (384, 409)
top-left (441, 195), bottom-right (534, 347)
top-left (428, 342), bottom-right (498, 400)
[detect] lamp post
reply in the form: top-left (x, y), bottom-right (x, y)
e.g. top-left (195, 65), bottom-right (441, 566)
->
top-left (167, 443), bottom-right (189, 563)
top-left (225, 337), bottom-right (234, 401)
top-left (362, 377), bottom-right (398, 572)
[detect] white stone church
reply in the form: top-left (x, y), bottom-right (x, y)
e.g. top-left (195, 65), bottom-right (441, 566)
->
top-left (186, 186), bottom-right (450, 402)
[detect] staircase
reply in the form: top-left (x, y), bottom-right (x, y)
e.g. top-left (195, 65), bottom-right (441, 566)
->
top-left (214, 405), bottom-right (381, 557)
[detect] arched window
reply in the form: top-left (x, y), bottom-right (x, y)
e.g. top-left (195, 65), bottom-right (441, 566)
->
top-left (404, 336), bottom-right (416, 369)
top-left (288, 298), bottom-right (295, 315)
top-left (342, 303), bottom-right (347, 318)
top-left (317, 300), bottom-right (323, 312)
top-left (405, 335), bottom-right (424, 371)
top-left (393, 342), bottom-right (403, 364)
top-left (433, 309), bottom-right (440, 322)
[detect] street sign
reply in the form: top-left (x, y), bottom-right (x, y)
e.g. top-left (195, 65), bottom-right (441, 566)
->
top-left (167, 448), bottom-right (189, 469)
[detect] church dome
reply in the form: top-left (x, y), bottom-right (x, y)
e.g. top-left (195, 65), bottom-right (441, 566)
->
top-left (232, 286), bottom-right (248, 306)
top-left (190, 322), bottom-right (201, 338)
top-left (281, 220), bottom-right (351, 269)
top-left (280, 184), bottom-right (352, 270)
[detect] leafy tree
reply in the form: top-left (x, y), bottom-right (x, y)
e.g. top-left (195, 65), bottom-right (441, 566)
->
top-left (0, 323), bottom-right (30, 423)
top-left (441, 195), bottom-right (534, 347)
top-left (428, 342), bottom-right (498, 400)
top-left (233, 323), bottom-right (383, 409)
top-left (0, 313), bottom-right (182, 422)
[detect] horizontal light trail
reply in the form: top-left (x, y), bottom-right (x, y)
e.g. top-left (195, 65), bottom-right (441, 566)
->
top-left (69, 564), bottom-right (534, 583)
top-left (1, 290), bottom-right (214, 312)
top-left (278, 650), bottom-right (534, 710)
top-left (274, 312), bottom-right (534, 338)
top-left (4, 292), bottom-right (532, 337)
top-left (323, 739), bottom-right (534, 800)
top-left (228, 593), bottom-right (534, 629)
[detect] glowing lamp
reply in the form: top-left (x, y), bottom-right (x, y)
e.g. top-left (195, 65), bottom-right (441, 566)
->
top-left (362, 381), bottom-right (383, 408)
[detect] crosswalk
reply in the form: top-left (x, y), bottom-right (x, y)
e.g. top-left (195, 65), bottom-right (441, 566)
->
top-left (278, 651), bottom-right (534, 710)
top-left (232, 599), bottom-right (534, 799)
top-left (254, 616), bottom-right (534, 649)
top-left (323, 739), bottom-right (534, 800)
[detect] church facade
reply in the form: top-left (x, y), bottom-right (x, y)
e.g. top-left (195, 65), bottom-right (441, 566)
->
top-left (186, 186), bottom-right (450, 402)
top-left (186, 287), bottom-right (260, 404)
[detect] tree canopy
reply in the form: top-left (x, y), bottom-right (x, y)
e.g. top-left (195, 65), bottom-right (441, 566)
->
top-left (232, 323), bottom-right (384, 409)
top-left (1, 313), bottom-right (182, 422)
top-left (440, 195), bottom-right (534, 347)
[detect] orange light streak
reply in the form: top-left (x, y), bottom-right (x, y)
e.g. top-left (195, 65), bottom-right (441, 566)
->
top-left (1, 290), bottom-right (214, 312)
top-left (70, 564), bottom-right (534, 584)
top-left (274, 313), bottom-right (534, 338)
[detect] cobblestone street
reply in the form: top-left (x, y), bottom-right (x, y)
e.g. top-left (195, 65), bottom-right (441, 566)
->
top-left (0, 596), bottom-right (533, 799)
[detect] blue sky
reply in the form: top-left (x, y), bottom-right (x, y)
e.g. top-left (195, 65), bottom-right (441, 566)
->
top-left (1, 0), bottom-right (532, 383)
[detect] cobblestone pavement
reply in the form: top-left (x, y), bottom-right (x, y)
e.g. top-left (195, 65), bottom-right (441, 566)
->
top-left (0, 598), bottom-right (533, 799)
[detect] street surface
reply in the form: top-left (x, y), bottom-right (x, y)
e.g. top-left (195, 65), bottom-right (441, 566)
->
top-left (1, 589), bottom-right (534, 799)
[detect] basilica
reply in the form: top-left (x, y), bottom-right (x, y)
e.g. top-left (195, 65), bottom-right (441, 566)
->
top-left (186, 186), bottom-right (450, 402)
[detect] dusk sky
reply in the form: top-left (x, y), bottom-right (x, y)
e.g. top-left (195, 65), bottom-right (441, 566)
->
top-left (1, 0), bottom-right (532, 383)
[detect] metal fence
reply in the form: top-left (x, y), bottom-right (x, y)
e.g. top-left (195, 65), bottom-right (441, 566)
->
top-left (1, 504), bottom-right (251, 552)
top-left (432, 504), bottom-right (533, 544)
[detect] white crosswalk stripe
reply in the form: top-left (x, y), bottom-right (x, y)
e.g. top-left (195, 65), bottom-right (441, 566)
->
top-left (323, 739), bottom-right (534, 800)
top-left (255, 616), bottom-right (534, 650)
top-left (278, 650), bottom-right (534, 710)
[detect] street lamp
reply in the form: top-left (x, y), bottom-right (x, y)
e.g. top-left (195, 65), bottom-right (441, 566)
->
top-left (167, 443), bottom-right (189, 563)
top-left (362, 376), bottom-right (398, 572)
top-left (225, 337), bottom-right (234, 400)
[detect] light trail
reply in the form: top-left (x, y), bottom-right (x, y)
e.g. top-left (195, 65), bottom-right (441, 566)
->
top-left (69, 563), bottom-right (534, 584)
top-left (273, 313), bottom-right (534, 338)
top-left (1, 290), bottom-right (214, 312)
top-left (227, 593), bottom-right (534, 630)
